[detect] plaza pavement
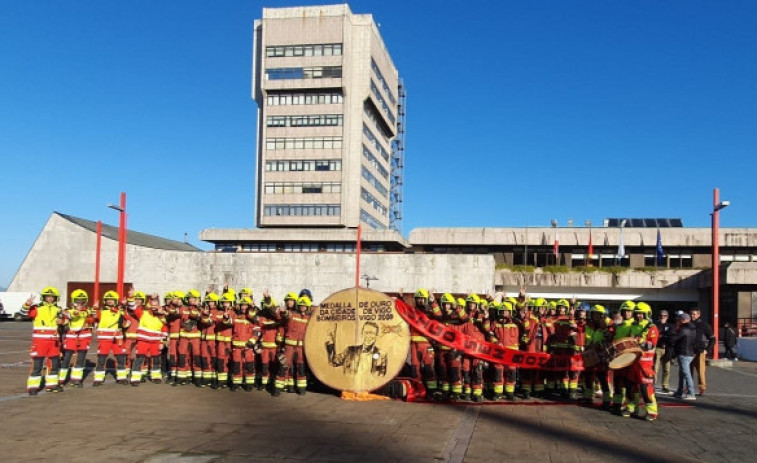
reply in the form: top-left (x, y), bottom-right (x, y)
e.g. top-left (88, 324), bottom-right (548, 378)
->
top-left (1, 321), bottom-right (756, 463)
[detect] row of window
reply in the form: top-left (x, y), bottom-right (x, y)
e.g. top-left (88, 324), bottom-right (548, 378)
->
top-left (267, 114), bottom-right (343, 127)
top-left (364, 104), bottom-right (392, 140)
top-left (361, 188), bottom-right (388, 216)
top-left (265, 137), bottom-right (343, 150)
top-left (362, 145), bottom-right (388, 180)
top-left (362, 166), bottom-right (388, 197)
top-left (370, 80), bottom-right (396, 125)
top-left (265, 66), bottom-right (342, 81)
top-left (266, 91), bottom-right (343, 106)
top-left (363, 124), bottom-right (389, 161)
top-left (264, 182), bottom-right (341, 195)
top-left (264, 204), bottom-right (341, 217)
top-left (361, 209), bottom-right (386, 230)
top-left (266, 43), bottom-right (343, 58)
top-left (371, 58), bottom-right (396, 105)
top-left (265, 159), bottom-right (342, 172)
top-left (231, 243), bottom-right (359, 253)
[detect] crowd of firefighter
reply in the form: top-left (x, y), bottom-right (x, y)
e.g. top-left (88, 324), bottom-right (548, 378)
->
top-left (23, 285), bottom-right (673, 420)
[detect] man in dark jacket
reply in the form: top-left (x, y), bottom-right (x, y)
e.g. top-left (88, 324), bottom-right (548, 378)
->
top-left (690, 309), bottom-right (715, 396)
top-left (723, 322), bottom-right (738, 361)
top-left (654, 310), bottom-right (674, 393)
top-left (671, 313), bottom-right (697, 400)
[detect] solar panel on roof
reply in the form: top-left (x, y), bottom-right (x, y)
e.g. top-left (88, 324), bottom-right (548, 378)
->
top-left (604, 218), bottom-right (683, 228)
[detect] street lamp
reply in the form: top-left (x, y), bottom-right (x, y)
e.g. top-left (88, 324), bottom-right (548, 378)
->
top-left (108, 192), bottom-right (127, 298)
top-left (361, 274), bottom-right (379, 288)
top-left (711, 188), bottom-right (729, 361)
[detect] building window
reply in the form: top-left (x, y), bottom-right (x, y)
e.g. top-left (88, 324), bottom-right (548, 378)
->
top-left (371, 58), bottom-right (396, 105)
top-left (264, 204), bottom-right (341, 217)
top-left (266, 114), bottom-right (343, 128)
top-left (266, 91), bottom-right (343, 106)
top-left (361, 209), bottom-right (386, 230)
top-left (266, 43), bottom-right (343, 58)
top-left (265, 137), bottom-right (342, 150)
top-left (241, 243), bottom-right (276, 252)
top-left (363, 124), bottom-right (390, 161)
top-left (362, 166), bottom-right (389, 198)
top-left (325, 243), bottom-right (356, 252)
top-left (264, 182), bottom-right (341, 195)
top-left (362, 145), bottom-right (389, 179)
top-left (370, 80), bottom-right (396, 124)
top-left (265, 159), bottom-right (342, 172)
top-left (361, 188), bottom-right (388, 216)
top-left (265, 66), bottom-right (342, 81)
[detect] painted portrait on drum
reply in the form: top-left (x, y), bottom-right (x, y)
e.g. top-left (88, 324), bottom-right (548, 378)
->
top-left (304, 287), bottom-right (410, 392)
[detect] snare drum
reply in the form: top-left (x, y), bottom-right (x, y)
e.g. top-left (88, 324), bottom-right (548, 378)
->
top-left (607, 337), bottom-right (642, 370)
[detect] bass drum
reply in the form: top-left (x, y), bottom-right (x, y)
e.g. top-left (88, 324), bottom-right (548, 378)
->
top-left (607, 337), bottom-right (642, 370)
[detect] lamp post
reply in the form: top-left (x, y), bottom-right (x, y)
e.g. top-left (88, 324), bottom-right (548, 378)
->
top-left (108, 192), bottom-right (127, 298)
top-left (94, 221), bottom-right (102, 303)
top-left (711, 188), bottom-right (730, 361)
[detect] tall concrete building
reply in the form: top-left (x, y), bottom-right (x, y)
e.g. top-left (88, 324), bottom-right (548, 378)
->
top-left (252, 4), bottom-right (404, 230)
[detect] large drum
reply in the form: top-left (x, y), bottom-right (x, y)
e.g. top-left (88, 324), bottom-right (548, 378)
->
top-left (607, 337), bottom-right (642, 370)
top-left (581, 346), bottom-right (604, 368)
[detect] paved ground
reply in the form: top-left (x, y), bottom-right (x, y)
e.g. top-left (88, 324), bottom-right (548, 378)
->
top-left (2, 321), bottom-right (756, 462)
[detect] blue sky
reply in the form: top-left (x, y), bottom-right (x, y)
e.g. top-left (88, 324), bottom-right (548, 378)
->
top-left (2, 1), bottom-right (756, 287)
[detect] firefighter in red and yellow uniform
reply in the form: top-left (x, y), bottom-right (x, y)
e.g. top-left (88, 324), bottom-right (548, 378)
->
top-left (461, 294), bottom-right (488, 402)
top-left (275, 296), bottom-right (312, 396)
top-left (626, 302), bottom-right (660, 421)
top-left (177, 289), bottom-right (202, 386)
top-left (23, 287), bottom-right (67, 395)
top-left (572, 305), bottom-right (588, 400)
top-left (443, 297), bottom-right (469, 400)
top-left (199, 292), bottom-right (220, 387)
top-left (487, 301), bottom-right (520, 401)
top-left (436, 293), bottom-right (463, 398)
top-left (582, 305), bottom-right (612, 408)
top-left (276, 293), bottom-right (299, 391)
top-left (409, 289), bottom-right (442, 399)
top-left (129, 294), bottom-right (168, 385)
top-left (548, 299), bottom-right (576, 398)
top-left (542, 301), bottom-right (558, 393)
top-left (93, 291), bottom-right (130, 386)
top-left (213, 293), bottom-right (235, 388)
top-left (122, 291), bottom-right (145, 381)
top-left (258, 292), bottom-right (282, 392)
top-left (165, 291), bottom-right (182, 383)
top-left (517, 299), bottom-right (540, 398)
top-left (611, 300), bottom-right (637, 415)
top-left (59, 289), bottom-right (94, 387)
top-left (231, 297), bottom-right (259, 391)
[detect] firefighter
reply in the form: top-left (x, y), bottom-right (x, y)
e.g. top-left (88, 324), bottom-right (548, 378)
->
top-left (213, 293), bottom-right (235, 389)
top-left (275, 295), bottom-right (312, 396)
top-left (443, 297), bottom-right (468, 400)
top-left (548, 299), bottom-right (577, 398)
top-left (627, 302), bottom-right (660, 421)
top-left (436, 293), bottom-right (462, 398)
top-left (59, 289), bottom-right (94, 387)
top-left (572, 305), bottom-right (588, 400)
top-left (582, 305), bottom-right (612, 408)
top-left (257, 291), bottom-right (282, 392)
top-left (165, 291), bottom-right (182, 384)
top-left (177, 289), bottom-right (202, 386)
top-left (199, 292), bottom-right (220, 388)
top-left (611, 300), bottom-right (637, 415)
top-left (517, 298), bottom-right (541, 399)
top-left (93, 291), bottom-right (130, 386)
top-left (276, 292), bottom-right (299, 392)
top-left (231, 296), bottom-right (259, 391)
top-left (487, 301), bottom-right (519, 401)
top-left (461, 294), bottom-right (487, 402)
top-left (129, 294), bottom-right (168, 385)
top-left (122, 290), bottom-right (145, 382)
top-left (409, 289), bottom-right (442, 399)
top-left (23, 287), bottom-right (67, 395)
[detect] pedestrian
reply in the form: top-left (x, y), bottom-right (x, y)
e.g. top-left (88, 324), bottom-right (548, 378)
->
top-left (654, 310), bottom-right (674, 393)
top-left (690, 308), bottom-right (714, 396)
top-left (671, 313), bottom-right (697, 401)
top-left (723, 322), bottom-right (739, 361)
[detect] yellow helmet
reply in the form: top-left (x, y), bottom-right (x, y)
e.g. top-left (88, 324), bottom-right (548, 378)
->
top-left (440, 293), bottom-right (456, 305)
top-left (163, 292), bottom-right (173, 303)
top-left (635, 301), bottom-right (652, 316)
top-left (239, 287), bottom-right (253, 297)
top-left (507, 296), bottom-right (518, 306)
top-left (186, 289), bottom-right (201, 299)
top-left (285, 292), bottom-right (299, 302)
top-left (556, 299), bottom-right (570, 308)
top-left (500, 301), bottom-right (514, 313)
top-left (220, 293), bottom-right (235, 304)
top-left (204, 292), bottom-right (220, 303)
top-left (488, 300), bottom-right (501, 311)
top-left (133, 291), bottom-right (146, 301)
top-left (414, 289), bottom-right (429, 299)
top-left (590, 304), bottom-right (606, 314)
top-left (456, 297), bottom-right (466, 308)
top-left (465, 294), bottom-right (479, 304)
top-left (41, 286), bottom-right (60, 299)
top-left (103, 290), bottom-right (119, 301)
top-left (548, 301), bottom-right (557, 311)
top-left (620, 300), bottom-right (636, 312)
top-left (226, 287), bottom-right (236, 297)
top-left (297, 296), bottom-right (312, 307)
top-left (172, 291), bottom-right (186, 300)
top-left (239, 296), bottom-right (253, 305)
top-left (70, 289), bottom-right (88, 303)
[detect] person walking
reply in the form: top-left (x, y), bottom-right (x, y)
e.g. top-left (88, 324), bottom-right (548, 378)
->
top-left (723, 322), bottom-right (739, 361)
top-left (654, 310), bottom-right (674, 393)
top-left (690, 308), bottom-right (715, 396)
top-left (671, 313), bottom-right (697, 401)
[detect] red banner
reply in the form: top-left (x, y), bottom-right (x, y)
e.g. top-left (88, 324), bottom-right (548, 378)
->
top-left (395, 299), bottom-right (584, 371)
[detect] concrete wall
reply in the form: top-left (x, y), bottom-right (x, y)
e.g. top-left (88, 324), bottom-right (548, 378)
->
top-left (9, 214), bottom-right (493, 304)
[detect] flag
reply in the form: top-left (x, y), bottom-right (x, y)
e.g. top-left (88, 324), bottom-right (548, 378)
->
top-left (656, 229), bottom-right (665, 265)
top-left (553, 231), bottom-right (560, 257)
top-left (617, 227), bottom-right (625, 260)
top-left (588, 230), bottom-right (594, 258)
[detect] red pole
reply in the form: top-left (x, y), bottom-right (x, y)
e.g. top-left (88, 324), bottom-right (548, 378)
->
top-left (355, 225), bottom-right (362, 287)
top-left (712, 188), bottom-right (720, 360)
top-left (94, 221), bottom-right (102, 304)
top-left (117, 192), bottom-right (126, 298)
